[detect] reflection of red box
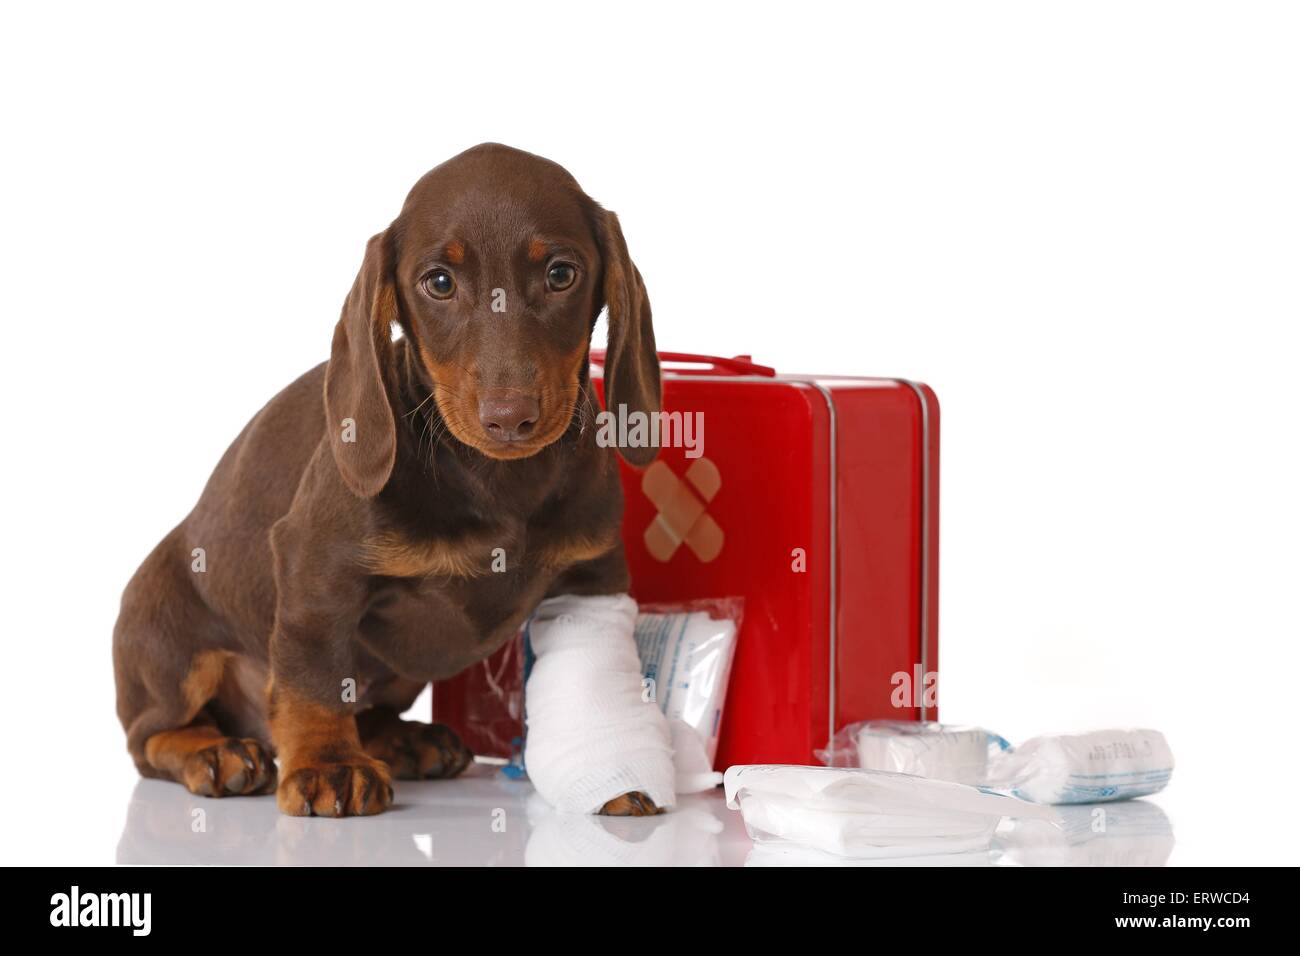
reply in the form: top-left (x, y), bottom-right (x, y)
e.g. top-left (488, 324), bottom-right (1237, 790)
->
top-left (432, 352), bottom-right (939, 768)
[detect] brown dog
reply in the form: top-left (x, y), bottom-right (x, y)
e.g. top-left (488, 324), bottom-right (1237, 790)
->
top-left (113, 144), bottom-right (661, 817)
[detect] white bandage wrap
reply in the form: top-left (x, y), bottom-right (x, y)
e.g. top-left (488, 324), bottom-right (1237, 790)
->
top-left (856, 723), bottom-right (993, 786)
top-left (993, 729), bottom-right (1175, 804)
top-left (523, 594), bottom-right (677, 814)
top-left (841, 723), bottom-right (1175, 805)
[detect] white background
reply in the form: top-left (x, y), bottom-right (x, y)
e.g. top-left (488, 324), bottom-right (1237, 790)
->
top-left (1, 1), bottom-right (1297, 865)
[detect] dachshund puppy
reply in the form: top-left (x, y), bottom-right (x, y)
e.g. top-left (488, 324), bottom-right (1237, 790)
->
top-left (113, 144), bottom-right (661, 817)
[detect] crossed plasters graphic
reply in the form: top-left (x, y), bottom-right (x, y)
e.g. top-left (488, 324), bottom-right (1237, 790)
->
top-left (641, 458), bottom-right (724, 563)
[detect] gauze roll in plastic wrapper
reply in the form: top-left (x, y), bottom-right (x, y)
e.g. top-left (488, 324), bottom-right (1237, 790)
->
top-left (723, 764), bottom-right (1055, 860)
top-left (633, 600), bottom-right (741, 792)
top-left (820, 721), bottom-right (1174, 805)
top-left (819, 720), bottom-right (1009, 785)
top-left (523, 594), bottom-right (676, 814)
top-left (990, 729), bottom-right (1175, 804)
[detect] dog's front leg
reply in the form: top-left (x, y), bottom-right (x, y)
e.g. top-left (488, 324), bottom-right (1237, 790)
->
top-left (266, 519), bottom-right (393, 818)
top-left (269, 683), bottom-right (393, 817)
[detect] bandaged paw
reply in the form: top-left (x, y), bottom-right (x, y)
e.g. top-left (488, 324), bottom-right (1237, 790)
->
top-left (523, 594), bottom-right (676, 814)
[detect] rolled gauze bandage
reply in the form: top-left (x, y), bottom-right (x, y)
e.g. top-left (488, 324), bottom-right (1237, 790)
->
top-left (523, 594), bottom-right (676, 814)
top-left (855, 721), bottom-right (996, 786)
top-left (992, 729), bottom-right (1175, 804)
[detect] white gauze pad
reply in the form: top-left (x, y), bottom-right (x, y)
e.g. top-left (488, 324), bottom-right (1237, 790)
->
top-left (523, 594), bottom-right (676, 814)
top-left (724, 764), bottom-right (1054, 860)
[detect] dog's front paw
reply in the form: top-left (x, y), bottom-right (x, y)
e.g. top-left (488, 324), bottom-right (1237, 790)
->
top-left (363, 719), bottom-right (474, 780)
top-left (277, 754), bottom-right (393, 817)
top-left (599, 791), bottom-right (664, 816)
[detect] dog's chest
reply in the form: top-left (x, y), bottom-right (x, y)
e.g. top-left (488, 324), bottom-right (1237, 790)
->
top-left (361, 513), bottom-right (614, 581)
top-left (355, 515), bottom-right (617, 681)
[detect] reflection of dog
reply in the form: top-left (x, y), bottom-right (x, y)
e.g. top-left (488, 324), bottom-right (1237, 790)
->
top-left (116, 776), bottom-right (534, 866)
top-left (113, 145), bottom-right (661, 817)
top-left (115, 779), bottom-right (720, 866)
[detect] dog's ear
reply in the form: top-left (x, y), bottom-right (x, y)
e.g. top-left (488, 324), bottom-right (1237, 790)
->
top-left (324, 231), bottom-right (398, 498)
top-left (596, 210), bottom-right (660, 467)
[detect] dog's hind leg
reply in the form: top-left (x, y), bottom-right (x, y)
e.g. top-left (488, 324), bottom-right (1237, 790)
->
top-left (113, 532), bottom-right (276, 796)
top-left (356, 677), bottom-right (473, 781)
top-left (142, 722), bottom-right (276, 797)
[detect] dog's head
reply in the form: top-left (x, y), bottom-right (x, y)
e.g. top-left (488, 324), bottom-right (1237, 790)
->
top-left (324, 143), bottom-right (659, 497)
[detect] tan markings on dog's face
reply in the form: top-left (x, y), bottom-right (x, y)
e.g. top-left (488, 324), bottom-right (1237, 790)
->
top-left (392, 145), bottom-right (603, 463)
top-left (534, 338), bottom-right (589, 443)
top-left (362, 529), bottom-right (500, 579)
top-left (415, 339), bottom-right (589, 461)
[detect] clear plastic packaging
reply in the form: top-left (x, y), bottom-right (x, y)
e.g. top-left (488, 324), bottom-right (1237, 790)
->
top-left (819, 720), bottom-right (1010, 785)
top-left (819, 721), bottom-right (1174, 805)
top-left (434, 597), bottom-right (742, 790)
top-left (633, 598), bottom-right (742, 766)
top-left (723, 764), bottom-right (1054, 860)
top-left (990, 729), bottom-right (1175, 804)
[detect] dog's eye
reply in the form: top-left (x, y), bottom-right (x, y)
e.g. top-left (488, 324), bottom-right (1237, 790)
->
top-left (546, 262), bottom-right (577, 291)
top-left (421, 269), bottom-right (455, 299)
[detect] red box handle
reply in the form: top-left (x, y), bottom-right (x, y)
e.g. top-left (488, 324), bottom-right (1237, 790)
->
top-left (590, 350), bottom-right (776, 378)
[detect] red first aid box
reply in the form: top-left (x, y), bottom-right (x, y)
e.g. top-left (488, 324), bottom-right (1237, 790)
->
top-left (432, 352), bottom-right (939, 768)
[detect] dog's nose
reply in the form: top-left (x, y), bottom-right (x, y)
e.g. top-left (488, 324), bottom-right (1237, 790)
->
top-left (477, 390), bottom-right (540, 442)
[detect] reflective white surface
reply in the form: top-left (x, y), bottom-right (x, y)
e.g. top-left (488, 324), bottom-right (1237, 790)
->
top-left (115, 766), bottom-right (753, 867)
top-left (113, 764), bottom-right (1175, 867)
